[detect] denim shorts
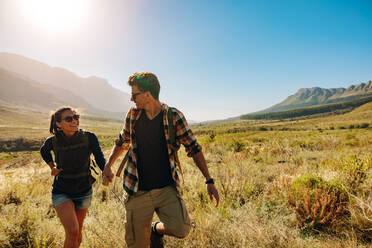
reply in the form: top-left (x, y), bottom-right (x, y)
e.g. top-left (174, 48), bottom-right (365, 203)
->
top-left (52, 188), bottom-right (93, 209)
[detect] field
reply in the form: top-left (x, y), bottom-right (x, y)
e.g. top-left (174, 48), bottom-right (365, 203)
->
top-left (0, 103), bottom-right (371, 248)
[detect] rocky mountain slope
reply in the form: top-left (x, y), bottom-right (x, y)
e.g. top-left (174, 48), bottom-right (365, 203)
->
top-left (260, 81), bottom-right (372, 113)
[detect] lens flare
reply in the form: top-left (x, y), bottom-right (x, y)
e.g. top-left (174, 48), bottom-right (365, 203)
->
top-left (19, 0), bottom-right (90, 34)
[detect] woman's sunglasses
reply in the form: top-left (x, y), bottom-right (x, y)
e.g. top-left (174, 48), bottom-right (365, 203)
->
top-left (63, 114), bottom-right (80, 122)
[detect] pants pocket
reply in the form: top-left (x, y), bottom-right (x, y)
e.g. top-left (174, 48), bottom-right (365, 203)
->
top-left (123, 192), bottom-right (131, 204)
top-left (125, 210), bottom-right (135, 246)
top-left (176, 194), bottom-right (191, 226)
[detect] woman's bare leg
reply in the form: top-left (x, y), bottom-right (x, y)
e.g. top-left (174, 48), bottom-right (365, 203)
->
top-left (75, 208), bottom-right (88, 246)
top-left (55, 201), bottom-right (79, 248)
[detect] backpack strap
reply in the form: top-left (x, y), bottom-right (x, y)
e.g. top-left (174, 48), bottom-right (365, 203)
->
top-left (52, 130), bottom-right (89, 152)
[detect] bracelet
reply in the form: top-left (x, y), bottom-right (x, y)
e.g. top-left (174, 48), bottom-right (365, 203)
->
top-left (205, 178), bottom-right (214, 184)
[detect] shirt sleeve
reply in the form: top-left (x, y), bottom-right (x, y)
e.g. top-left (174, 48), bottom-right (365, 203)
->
top-left (119, 108), bottom-right (133, 146)
top-left (88, 132), bottom-right (106, 171)
top-left (173, 108), bottom-right (202, 157)
top-left (40, 137), bottom-right (54, 163)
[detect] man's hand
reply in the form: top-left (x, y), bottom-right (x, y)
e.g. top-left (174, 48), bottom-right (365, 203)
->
top-left (51, 167), bottom-right (63, 176)
top-left (102, 137), bottom-right (128, 186)
top-left (114, 138), bottom-right (129, 149)
top-left (207, 184), bottom-right (219, 207)
top-left (102, 175), bottom-right (110, 186)
top-left (103, 163), bottom-right (114, 186)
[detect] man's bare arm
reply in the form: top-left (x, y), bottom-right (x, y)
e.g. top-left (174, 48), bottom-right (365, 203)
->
top-left (103, 141), bottom-right (128, 185)
top-left (192, 151), bottom-right (212, 179)
top-left (106, 143), bottom-right (127, 167)
top-left (192, 151), bottom-right (220, 207)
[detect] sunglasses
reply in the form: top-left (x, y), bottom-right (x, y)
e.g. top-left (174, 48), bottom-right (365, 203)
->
top-left (63, 114), bottom-right (80, 122)
top-left (131, 92), bottom-right (145, 99)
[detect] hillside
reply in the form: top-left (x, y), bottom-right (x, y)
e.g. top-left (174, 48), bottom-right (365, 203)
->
top-left (0, 103), bottom-right (123, 150)
top-left (240, 95), bottom-right (372, 120)
top-left (0, 68), bottom-right (125, 119)
top-left (1, 90), bottom-right (371, 247)
top-left (0, 52), bottom-right (132, 113)
top-left (0, 68), bottom-right (93, 110)
top-left (333, 101), bottom-right (372, 121)
top-left (259, 81), bottom-right (372, 113)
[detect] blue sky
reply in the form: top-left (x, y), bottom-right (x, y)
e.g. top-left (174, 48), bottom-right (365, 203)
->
top-left (1, 0), bottom-right (371, 121)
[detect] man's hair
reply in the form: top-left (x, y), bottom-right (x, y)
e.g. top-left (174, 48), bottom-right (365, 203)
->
top-left (128, 72), bottom-right (160, 100)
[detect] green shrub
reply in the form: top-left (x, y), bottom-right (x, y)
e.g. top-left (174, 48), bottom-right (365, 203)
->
top-left (340, 155), bottom-right (371, 193)
top-left (288, 174), bottom-right (349, 233)
top-left (291, 174), bottom-right (326, 194)
top-left (208, 132), bottom-right (216, 142)
top-left (288, 188), bottom-right (348, 232)
top-left (292, 140), bottom-right (319, 151)
top-left (360, 123), bottom-right (369, 128)
top-left (229, 140), bottom-right (245, 153)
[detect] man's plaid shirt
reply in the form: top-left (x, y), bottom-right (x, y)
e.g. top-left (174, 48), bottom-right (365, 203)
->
top-left (119, 103), bottom-right (201, 195)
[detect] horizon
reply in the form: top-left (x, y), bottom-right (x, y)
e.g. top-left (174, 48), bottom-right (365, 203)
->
top-left (1, 0), bottom-right (372, 121)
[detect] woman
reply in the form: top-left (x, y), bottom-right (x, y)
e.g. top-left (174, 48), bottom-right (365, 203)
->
top-left (40, 107), bottom-right (106, 248)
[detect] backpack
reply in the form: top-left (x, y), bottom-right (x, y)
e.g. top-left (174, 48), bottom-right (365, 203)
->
top-left (52, 130), bottom-right (99, 178)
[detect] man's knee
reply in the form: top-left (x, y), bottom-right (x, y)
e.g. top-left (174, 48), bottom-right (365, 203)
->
top-left (168, 223), bottom-right (191, 238)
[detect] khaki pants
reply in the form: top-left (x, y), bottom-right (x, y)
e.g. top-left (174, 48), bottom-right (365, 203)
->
top-left (124, 186), bottom-right (191, 248)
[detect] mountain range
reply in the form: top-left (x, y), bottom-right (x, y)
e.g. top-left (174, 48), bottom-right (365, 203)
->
top-left (0, 52), bottom-right (131, 118)
top-left (0, 67), bottom-right (128, 119)
top-left (0, 52), bottom-right (371, 121)
top-left (256, 81), bottom-right (372, 114)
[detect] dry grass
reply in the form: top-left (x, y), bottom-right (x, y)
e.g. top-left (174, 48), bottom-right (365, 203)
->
top-left (0, 103), bottom-right (371, 247)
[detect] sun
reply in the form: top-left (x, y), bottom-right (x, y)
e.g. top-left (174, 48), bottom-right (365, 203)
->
top-left (20, 0), bottom-right (90, 34)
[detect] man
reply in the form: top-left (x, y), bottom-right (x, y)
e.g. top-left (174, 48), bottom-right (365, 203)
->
top-left (103, 72), bottom-right (219, 248)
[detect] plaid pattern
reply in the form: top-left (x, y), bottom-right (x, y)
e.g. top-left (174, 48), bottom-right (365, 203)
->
top-left (120, 103), bottom-right (201, 195)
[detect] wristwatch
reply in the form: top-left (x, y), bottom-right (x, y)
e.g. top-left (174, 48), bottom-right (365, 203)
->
top-left (205, 178), bottom-right (214, 184)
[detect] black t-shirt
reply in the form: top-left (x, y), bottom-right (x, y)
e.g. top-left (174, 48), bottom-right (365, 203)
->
top-left (134, 111), bottom-right (174, 190)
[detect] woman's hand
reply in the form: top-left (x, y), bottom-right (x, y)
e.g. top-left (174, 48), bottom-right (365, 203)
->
top-left (51, 167), bottom-right (63, 176)
top-left (102, 175), bottom-right (110, 186)
top-left (103, 163), bottom-right (114, 186)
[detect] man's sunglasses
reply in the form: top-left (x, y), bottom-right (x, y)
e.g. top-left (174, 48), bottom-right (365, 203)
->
top-left (131, 92), bottom-right (145, 99)
top-left (63, 114), bottom-right (80, 122)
